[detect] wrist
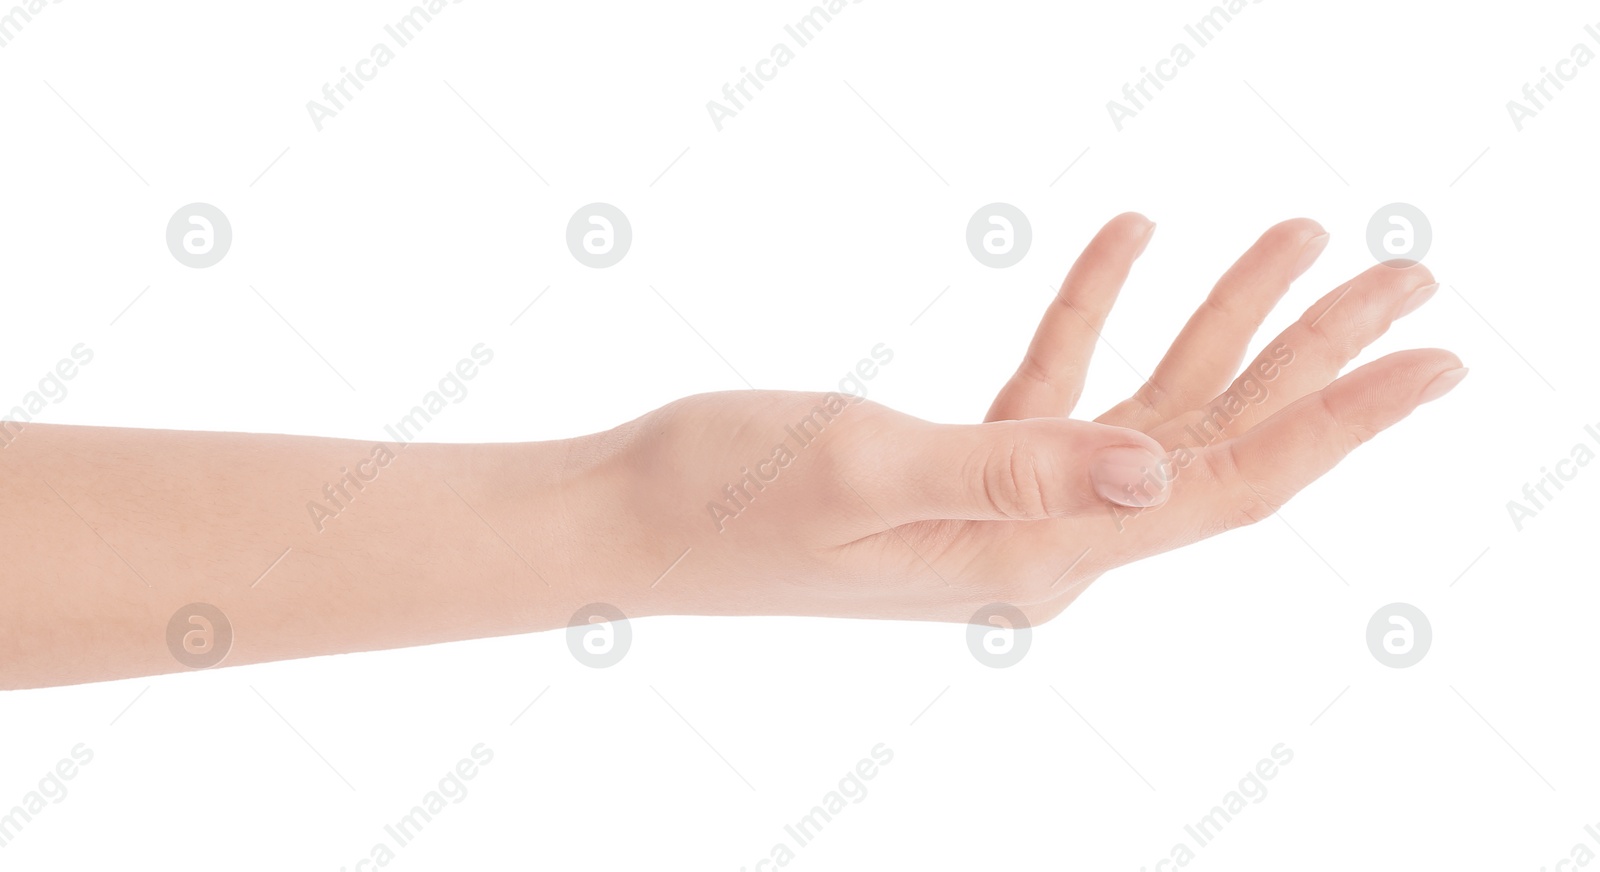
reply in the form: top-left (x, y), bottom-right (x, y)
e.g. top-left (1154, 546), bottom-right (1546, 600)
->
top-left (445, 426), bottom-right (647, 633)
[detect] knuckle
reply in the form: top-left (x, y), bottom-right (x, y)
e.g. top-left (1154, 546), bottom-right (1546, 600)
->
top-left (1300, 307), bottom-right (1353, 359)
top-left (1226, 488), bottom-right (1278, 531)
top-left (1015, 354), bottom-right (1054, 387)
top-left (1200, 292), bottom-right (1242, 321)
top-left (782, 393), bottom-right (875, 475)
top-left (1133, 378), bottom-right (1169, 414)
top-left (1199, 441), bottom-right (1240, 489)
top-left (1201, 443), bottom-right (1278, 531)
top-left (1313, 393), bottom-right (1376, 450)
top-left (981, 426), bottom-right (1049, 521)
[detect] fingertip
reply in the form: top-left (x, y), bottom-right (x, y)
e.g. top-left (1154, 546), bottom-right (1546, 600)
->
top-left (1136, 218), bottom-right (1157, 256)
top-left (1291, 231), bottom-right (1331, 280)
top-left (1089, 444), bottom-right (1171, 507)
top-left (1274, 216), bottom-right (1327, 239)
top-left (1084, 424), bottom-right (1172, 507)
top-left (1419, 366), bottom-right (1468, 404)
top-left (1396, 260), bottom-right (1436, 283)
top-left (1398, 346), bottom-right (1464, 372)
top-left (1413, 349), bottom-right (1467, 404)
top-left (1336, 348), bottom-right (1465, 408)
top-left (1395, 281), bottom-right (1440, 319)
top-left (1377, 257), bottom-right (1433, 274)
top-left (1108, 212), bottom-right (1157, 247)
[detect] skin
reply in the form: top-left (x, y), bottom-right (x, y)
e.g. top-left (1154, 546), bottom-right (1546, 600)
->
top-left (0, 214), bottom-right (1464, 690)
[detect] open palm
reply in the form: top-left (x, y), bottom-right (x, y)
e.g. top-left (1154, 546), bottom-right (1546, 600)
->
top-left (618, 213), bottom-right (1461, 628)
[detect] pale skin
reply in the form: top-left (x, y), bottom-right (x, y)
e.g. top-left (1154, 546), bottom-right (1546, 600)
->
top-left (0, 213), bottom-right (1464, 690)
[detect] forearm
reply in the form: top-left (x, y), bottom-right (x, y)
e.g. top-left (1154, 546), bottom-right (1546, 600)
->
top-left (0, 422), bottom-right (632, 689)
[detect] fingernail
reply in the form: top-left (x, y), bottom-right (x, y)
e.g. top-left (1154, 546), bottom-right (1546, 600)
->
top-left (1091, 446), bottom-right (1169, 507)
top-left (1290, 233), bottom-right (1330, 280)
top-left (1418, 366), bottom-right (1468, 404)
top-left (1396, 282), bottom-right (1439, 318)
top-left (1135, 220), bottom-right (1157, 257)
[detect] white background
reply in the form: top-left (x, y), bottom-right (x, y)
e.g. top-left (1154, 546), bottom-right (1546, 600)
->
top-left (2, 0), bottom-right (1598, 869)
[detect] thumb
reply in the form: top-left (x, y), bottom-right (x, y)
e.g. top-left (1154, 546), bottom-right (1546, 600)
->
top-left (864, 417), bottom-right (1172, 524)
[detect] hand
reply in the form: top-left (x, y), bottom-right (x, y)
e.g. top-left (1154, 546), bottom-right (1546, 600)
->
top-left (593, 213), bottom-right (1464, 626)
